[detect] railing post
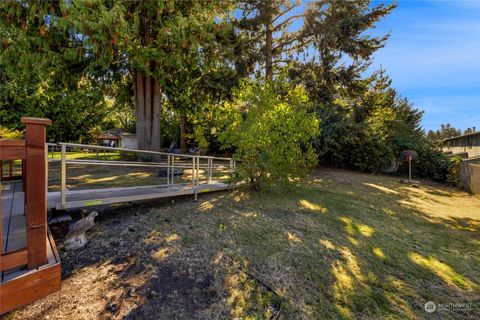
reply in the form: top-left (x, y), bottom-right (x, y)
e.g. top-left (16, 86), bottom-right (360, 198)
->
top-left (45, 144), bottom-right (49, 193)
top-left (171, 155), bottom-right (175, 185)
top-left (22, 159), bottom-right (26, 192)
top-left (167, 155), bottom-right (171, 185)
top-left (61, 143), bottom-right (66, 209)
top-left (194, 156), bottom-right (198, 201)
top-left (192, 157), bottom-right (196, 186)
top-left (207, 158), bottom-right (212, 184)
top-left (21, 117), bottom-right (51, 269)
top-left (196, 157), bottom-right (200, 186)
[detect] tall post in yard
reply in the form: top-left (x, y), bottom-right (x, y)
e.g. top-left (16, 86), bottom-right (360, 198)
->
top-left (408, 157), bottom-right (412, 181)
top-left (400, 150), bottom-right (418, 185)
top-left (21, 117), bottom-right (51, 269)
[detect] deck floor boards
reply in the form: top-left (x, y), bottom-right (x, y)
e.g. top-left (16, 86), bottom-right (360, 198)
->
top-left (1, 181), bottom-right (15, 252)
top-left (1, 181), bottom-right (58, 284)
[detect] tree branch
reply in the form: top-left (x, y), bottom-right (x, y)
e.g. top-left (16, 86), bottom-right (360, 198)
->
top-left (273, 14), bottom-right (304, 32)
top-left (272, 4), bottom-right (299, 24)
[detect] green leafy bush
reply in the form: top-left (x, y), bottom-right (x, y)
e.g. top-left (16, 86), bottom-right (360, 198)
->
top-left (0, 126), bottom-right (23, 139)
top-left (446, 156), bottom-right (463, 188)
top-left (217, 79), bottom-right (319, 190)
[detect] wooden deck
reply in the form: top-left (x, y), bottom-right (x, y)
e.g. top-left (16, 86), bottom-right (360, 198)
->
top-left (1, 181), bottom-right (61, 315)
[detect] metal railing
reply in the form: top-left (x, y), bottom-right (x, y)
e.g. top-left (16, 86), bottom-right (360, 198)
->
top-left (49, 142), bottom-right (237, 209)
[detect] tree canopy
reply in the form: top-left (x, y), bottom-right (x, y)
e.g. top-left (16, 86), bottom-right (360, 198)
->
top-left (0, 0), bottom-right (456, 186)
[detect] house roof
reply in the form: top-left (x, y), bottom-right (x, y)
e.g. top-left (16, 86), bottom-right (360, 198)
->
top-left (442, 130), bottom-right (480, 143)
top-left (97, 133), bottom-right (120, 140)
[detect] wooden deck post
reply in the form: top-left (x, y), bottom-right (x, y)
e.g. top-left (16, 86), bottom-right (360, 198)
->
top-left (21, 117), bottom-right (51, 269)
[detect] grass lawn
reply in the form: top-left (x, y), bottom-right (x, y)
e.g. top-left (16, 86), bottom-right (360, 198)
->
top-left (5, 169), bottom-right (480, 319)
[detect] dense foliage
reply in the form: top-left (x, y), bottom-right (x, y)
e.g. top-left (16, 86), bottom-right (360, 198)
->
top-left (311, 70), bottom-right (425, 172)
top-left (0, 0), bottom-right (234, 146)
top-left (217, 78), bottom-right (319, 189)
top-left (0, 1), bottom-right (108, 142)
top-left (0, 0), bottom-right (461, 186)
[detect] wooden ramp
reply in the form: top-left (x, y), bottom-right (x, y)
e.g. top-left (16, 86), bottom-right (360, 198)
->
top-left (1, 181), bottom-right (61, 315)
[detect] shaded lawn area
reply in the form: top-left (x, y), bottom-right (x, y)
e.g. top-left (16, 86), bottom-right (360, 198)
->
top-left (6, 169), bottom-right (480, 319)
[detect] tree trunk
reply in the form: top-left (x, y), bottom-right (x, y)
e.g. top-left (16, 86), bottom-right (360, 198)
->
top-left (264, 1), bottom-right (273, 81)
top-left (265, 22), bottom-right (273, 80)
top-left (135, 71), bottom-right (146, 150)
top-left (144, 74), bottom-right (152, 148)
top-left (134, 69), bottom-right (162, 151)
top-left (151, 79), bottom-right (162, 151)
top-left (180, 112), bottom-right (188, 150)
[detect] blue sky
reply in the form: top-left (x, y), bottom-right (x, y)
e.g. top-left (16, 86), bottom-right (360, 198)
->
top-left (369, 0), bottom-right (480, 131)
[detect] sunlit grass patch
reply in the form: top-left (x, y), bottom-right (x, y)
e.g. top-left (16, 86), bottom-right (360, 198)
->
top-left (299, 199), bottom-right (328, 213)
top-left (165, 234), bottom-right (180, 243)
top-left (372, 247), bottom-right (386, 260)
top-left (363, 182), bottom-right (400, 195)
top-left (339, 216), bottom-right (375, 237)
top-left (319, 239), bottom-right (336, 250)
top-left (408, 252), bottom-right (475, 290)
top-left (287, 232), bottom-right (302, 244)
top-left (151, 248), bottom-right (170, 261)
top-left (199, 201), bottom-right (214, 211)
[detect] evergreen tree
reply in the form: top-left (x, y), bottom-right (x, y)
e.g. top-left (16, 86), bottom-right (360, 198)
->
top-left (314, 69), bottom-right (425, 173)
top-left (65, 0), bottom-right (232, 150)
top-left (1, 0), bottom-right (232, 149)
top-left (0, 1), bottom-right (107, 142)
top-left (426, 123), bottom-right (462, 143)
top-left (289, 0), bottom-right (396, 104)
top-left (235, 0), bottom-right (303, 80)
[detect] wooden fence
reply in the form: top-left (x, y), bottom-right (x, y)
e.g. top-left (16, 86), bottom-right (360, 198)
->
top-left (461, 162), bottom-right (480, 195)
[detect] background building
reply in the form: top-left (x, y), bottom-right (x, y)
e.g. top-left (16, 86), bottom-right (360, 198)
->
top-left (442, 128), bottom-right (480, 158)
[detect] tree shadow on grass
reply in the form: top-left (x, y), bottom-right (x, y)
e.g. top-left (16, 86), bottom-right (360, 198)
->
top-left (294, 170), bottom-right (480, 318)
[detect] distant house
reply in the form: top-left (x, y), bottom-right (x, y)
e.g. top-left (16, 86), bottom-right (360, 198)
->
top-left (97, 129), bottom-right (137, 149)
top-left (442, 128), bottom-right (480, 158)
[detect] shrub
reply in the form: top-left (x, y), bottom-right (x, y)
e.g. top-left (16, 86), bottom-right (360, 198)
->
top-left (446, 156), bottom-right (463, 188)
top-left (0, 126), bottom-right (23, 139)
top-left (394, 143), bottom-right (449, 182)
top-left (217, 79), bottom-right (319, 190)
